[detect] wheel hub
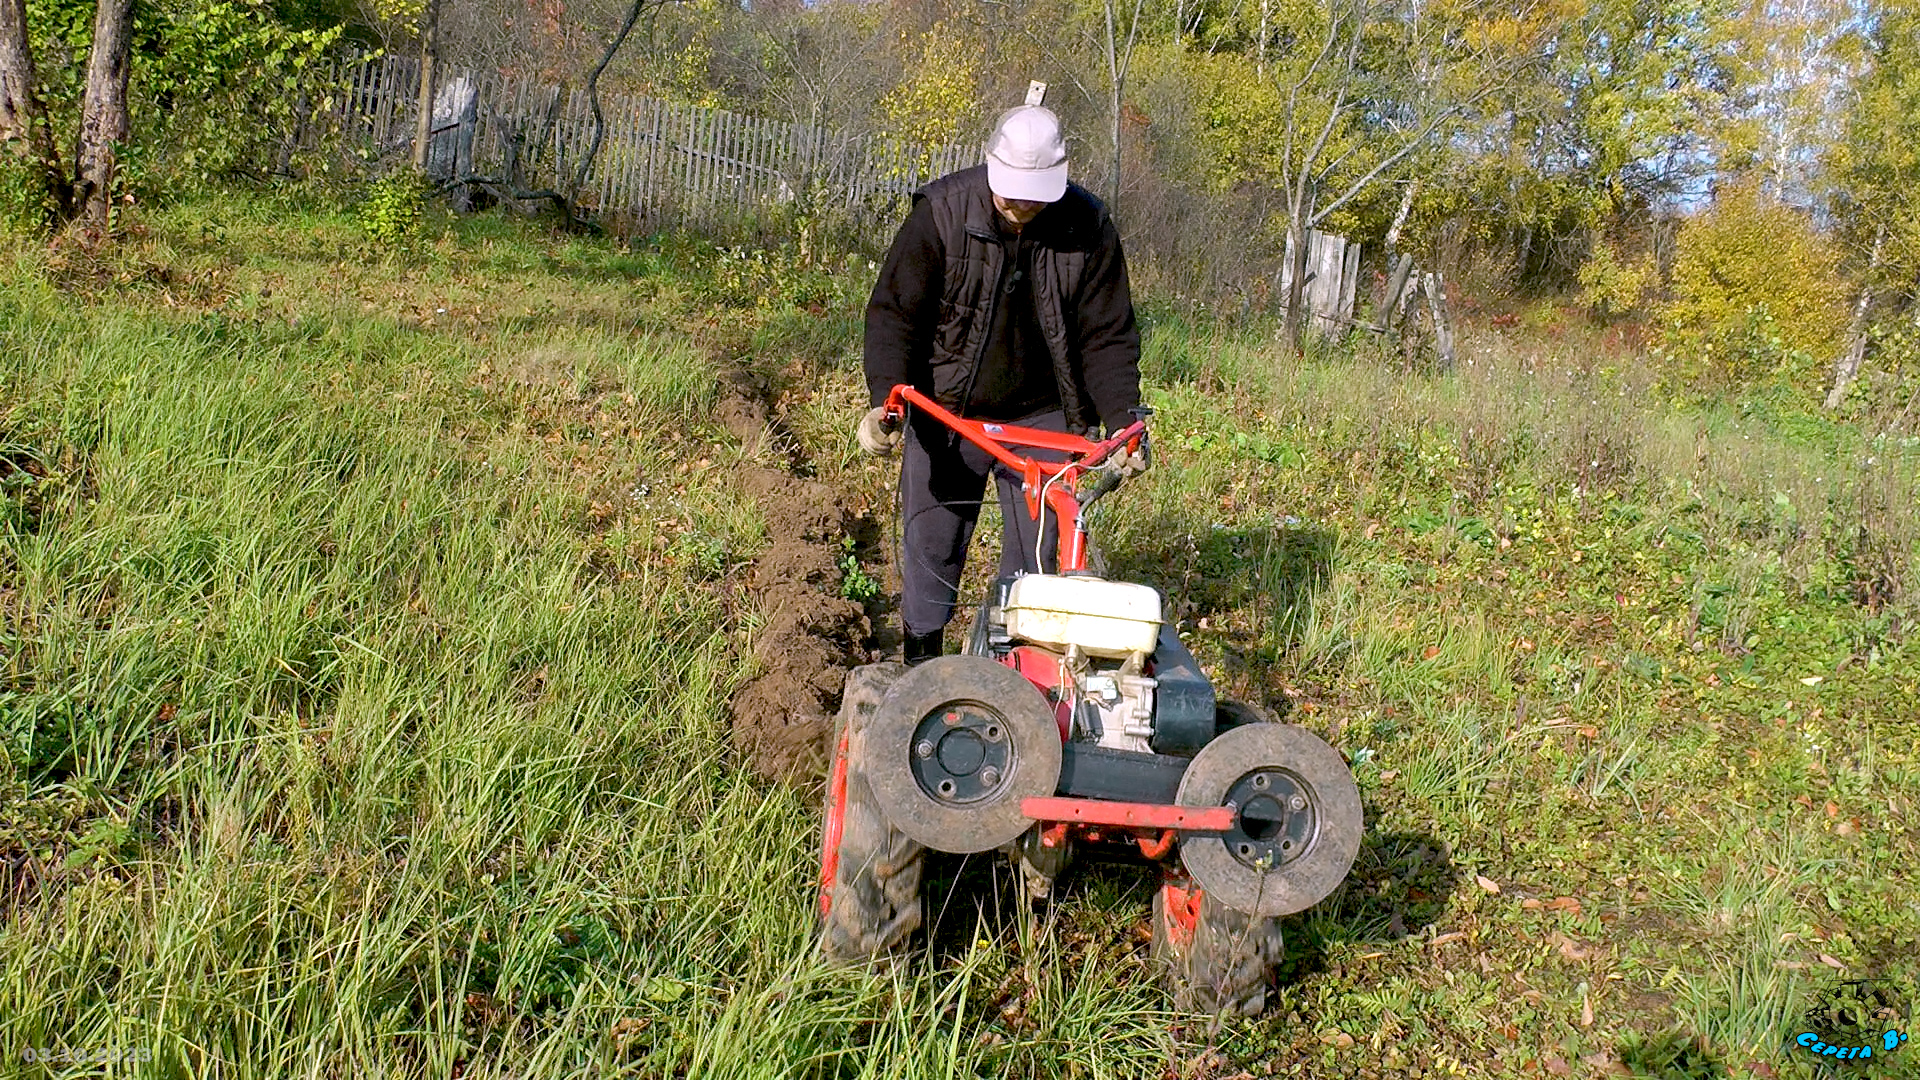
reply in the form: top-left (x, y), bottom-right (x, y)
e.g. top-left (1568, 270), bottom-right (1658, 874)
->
top-left (910, 705), bottom-right (1012, 805)
top-left (1223, 769), bottom-right (1317, 870)
top-left (1173, 721), bottom-right (1363, 917)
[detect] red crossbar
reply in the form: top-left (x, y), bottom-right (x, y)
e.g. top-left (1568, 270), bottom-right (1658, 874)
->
top-left (882, 384), bottom-right (1146, 573)
top-left (1021, 796), bottom-right (1236, 831)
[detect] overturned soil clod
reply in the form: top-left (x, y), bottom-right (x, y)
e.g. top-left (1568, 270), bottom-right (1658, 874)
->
top-left (726, 452), bottom-right (875, 780)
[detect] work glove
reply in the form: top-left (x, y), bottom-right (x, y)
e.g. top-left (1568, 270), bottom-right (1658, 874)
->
top-left (1115, 439), bottom-right (1151, 479)
top-left (856, 406), bottom-right (902, 455)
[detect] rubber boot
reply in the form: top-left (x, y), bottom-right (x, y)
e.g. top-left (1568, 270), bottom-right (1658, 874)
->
top-left (904, 628), bottom-right (944, 666)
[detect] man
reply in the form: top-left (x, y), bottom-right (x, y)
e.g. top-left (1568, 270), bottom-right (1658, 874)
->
top-left (857, 103), bottom-right (1147, 665)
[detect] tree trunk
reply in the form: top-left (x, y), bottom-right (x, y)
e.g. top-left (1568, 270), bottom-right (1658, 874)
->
top-left (1380, 253), bottom-right (1415, 330)
top-left (571, 0), bottom-right (649, 198)
top-left (1257, 0), bottom-right (1268, 79)
top-left (1384, 179), bottom-right (1417, 255)
top-left (1424, 270), bottom-right (1455, 371)
top-left (72, 0), bottom-right (134, 237)
top-left (1105, 0), bottom-right (1120, 202)
top-left (1101, 0), bottom-right (1142, 211)
top-left (412, 0), bottom-right (439, 172)
top-left (1283, 176), bottom-right (1317, 351)
top-left (0, 0), bottom-right (72, 222)
top-left (0, 0), bottom-right (33, 141)
top-left (1825, 225), bottom-right (1885, 410)
top-left (1376, 179), bottom-right (1417, 314)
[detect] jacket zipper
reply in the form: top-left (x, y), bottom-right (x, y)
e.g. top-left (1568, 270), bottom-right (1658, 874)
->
top-left (957, 225), bottom-right (1008, 419)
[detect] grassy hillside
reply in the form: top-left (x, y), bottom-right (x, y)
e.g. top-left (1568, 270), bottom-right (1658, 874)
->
top-left (0, 194), bottom-right (1914, 1079)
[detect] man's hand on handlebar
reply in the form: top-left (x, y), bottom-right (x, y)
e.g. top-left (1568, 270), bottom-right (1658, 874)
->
top-left (857, 405), bottom-right (903, 455)
top-left (1116, 439), bottom-right (1150, 479)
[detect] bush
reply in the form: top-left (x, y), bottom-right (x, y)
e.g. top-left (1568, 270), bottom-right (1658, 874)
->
top-left (1659, 183), bottom-right (1851, 392)
top-left (356, 172), bottom-right (435, 246)
top-left (1577, 239), bottom-right (1656, 321)
top-left (0, 153), bottom-right (50, 233)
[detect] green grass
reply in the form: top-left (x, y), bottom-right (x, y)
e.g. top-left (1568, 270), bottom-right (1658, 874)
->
top-left (0, 192), bottom-right (1915, 1078)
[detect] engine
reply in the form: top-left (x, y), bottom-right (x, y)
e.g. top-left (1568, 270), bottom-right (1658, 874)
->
top-left (953, 573), bottom-right (1205, 760)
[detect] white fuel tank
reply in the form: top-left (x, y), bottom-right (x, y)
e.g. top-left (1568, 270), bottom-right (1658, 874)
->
top-left (1002, 574), bottom-right (1162, 658)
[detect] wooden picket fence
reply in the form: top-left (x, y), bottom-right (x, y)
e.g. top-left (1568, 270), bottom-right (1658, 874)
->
top-left (308, 50), bottom-right (974, 230)
top-left (1279, 229), bottom-right (1363, 335)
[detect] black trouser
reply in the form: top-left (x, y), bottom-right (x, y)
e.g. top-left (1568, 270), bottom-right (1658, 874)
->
top-left (900, 407), bottom-right (1068, 638)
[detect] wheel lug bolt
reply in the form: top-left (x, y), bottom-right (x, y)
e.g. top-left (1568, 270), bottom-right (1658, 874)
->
top-left (916, 740), bottom-right (935, 759)
top-left (980, 767), bottom-right (1000, 786)
top-left (1289, 795), bottom-right (1307, 811)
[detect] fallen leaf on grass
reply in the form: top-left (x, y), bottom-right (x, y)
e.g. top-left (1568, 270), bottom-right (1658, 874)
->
top-left (1545, 896), bottom-right (1583, 915)
top-left (1319, 1031), bottom-right (1356, 1049)
top-left (1819, 953), bottom-right (1846, 970)
top-left (1746, 1063), bottom-right (1779, 1079)
top-left (1429, 931), bottom-right (1468, 946)
top-left (610, 1017), bottom-right (650, 1048)
top-left (1423, 645), bottom-right (1442, 660)
top-left (1576, 725), bottom-right (1599, 740)
top-left (1476, 874), bottom-right (1501, 894)
top-left (1545, 1056), bottom-right (1572, 1076)
top-left (1548, 931), bottom-right (1595, 961)
top-left (1582, 1050), bottom-right (1630, 1075)
top-left (1522, 898), bottom-right (1543, 910)
top-left (1179, 1048), bottom-right (1227, 1079)
top-left (1581, 993), bottom-right (1594, 1027)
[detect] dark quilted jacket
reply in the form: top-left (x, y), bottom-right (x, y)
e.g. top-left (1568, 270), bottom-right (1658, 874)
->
top-left (863, 166), bottom-right (1141, 435)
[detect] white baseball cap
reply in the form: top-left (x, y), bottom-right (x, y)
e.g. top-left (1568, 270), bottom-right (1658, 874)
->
top-left (983, 106), bottom-right (1069, 203)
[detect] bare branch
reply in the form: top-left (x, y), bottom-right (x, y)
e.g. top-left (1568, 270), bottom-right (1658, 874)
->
top-left (572, 0), bottom-right (667, 196)
top-left (1297, 16), bottom-right (1362, 192)
top-left (1309, 102), bottom-right (1469, 227)
top-left (1205, 0), bottom-right (1250, 57)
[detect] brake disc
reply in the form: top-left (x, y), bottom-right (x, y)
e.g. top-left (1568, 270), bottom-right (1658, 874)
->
top-left (1176, 722), bottom-right (1363, 917)
top-left (865, 656), bottom-right (1062, 854)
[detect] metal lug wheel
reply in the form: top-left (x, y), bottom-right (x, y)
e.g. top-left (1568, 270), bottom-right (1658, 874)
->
top-left (867, 656), bottom-right (1062, 854)
top-left (1176, 722), bottom-right (1363, 917)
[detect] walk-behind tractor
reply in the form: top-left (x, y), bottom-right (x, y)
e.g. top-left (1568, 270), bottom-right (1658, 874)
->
top-left (817, 385), bottom-right (1364, 1014)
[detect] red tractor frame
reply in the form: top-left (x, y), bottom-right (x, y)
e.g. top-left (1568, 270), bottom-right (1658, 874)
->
top-left (816, 385), bottom-right (1362, 1014)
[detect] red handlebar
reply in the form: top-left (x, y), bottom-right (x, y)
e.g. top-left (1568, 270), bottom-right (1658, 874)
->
top-left (882, 385), bottom-right (1146, 573)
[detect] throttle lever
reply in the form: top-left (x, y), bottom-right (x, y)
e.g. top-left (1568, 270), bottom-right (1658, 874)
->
top-left (1076, 466), bottom-right (1125, 506)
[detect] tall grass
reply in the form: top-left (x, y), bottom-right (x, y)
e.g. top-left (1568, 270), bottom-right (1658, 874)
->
top-left (0, 201), bottom-right (1914, 1077)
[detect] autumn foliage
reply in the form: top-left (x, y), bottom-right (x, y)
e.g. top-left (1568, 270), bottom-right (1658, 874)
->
top-left (1659, 183), bottom-right (1851, 391)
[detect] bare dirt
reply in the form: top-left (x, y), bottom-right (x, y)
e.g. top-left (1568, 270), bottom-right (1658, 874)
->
top-left (719, 379), bottom-right (879, 781)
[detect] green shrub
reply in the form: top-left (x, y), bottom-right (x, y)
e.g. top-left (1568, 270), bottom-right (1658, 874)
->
top-left (355, 172), bottom-right (434, 246)
top-left (0, 153), bottom-right (50, 233)
top-left (1577, 239), bottom-right (1656, 320)
top-left (1659, 183), bottom-right (1851, 391)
